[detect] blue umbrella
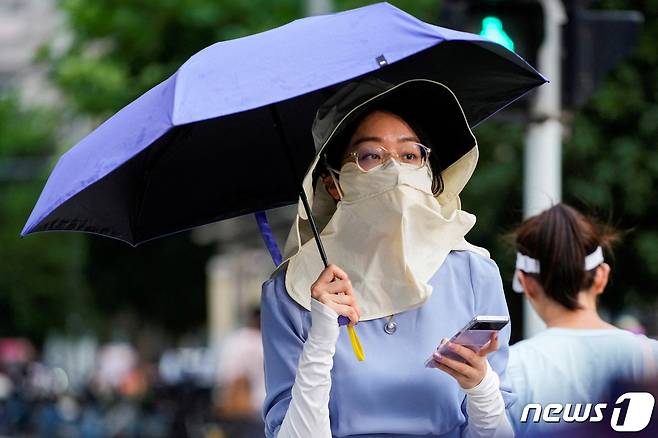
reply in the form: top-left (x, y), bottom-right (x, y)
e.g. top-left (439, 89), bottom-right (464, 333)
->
top-left (22, 2), bottom-right (546, 250)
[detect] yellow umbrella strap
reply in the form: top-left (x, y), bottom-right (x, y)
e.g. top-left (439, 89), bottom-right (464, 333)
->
top-left (347, 325), bottom-right (365, 361)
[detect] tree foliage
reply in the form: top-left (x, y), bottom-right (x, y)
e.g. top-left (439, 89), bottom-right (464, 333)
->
top-left (47, 0), bottom-right (302, 117)
top-left (561, 0), bottom-right (658, 312)
top-left (0, 94), bottom-right (92, 342)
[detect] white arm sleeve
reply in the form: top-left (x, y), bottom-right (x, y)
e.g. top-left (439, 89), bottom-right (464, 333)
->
top-left (276, 298), bottom-right (339, 438)
top-left (462, 361), bottom-right (515, 438)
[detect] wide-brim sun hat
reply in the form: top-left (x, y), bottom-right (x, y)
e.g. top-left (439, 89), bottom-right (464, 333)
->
top-left (298, 78), bottom-right (479, 218)
top-left (282, 78), bottom-right (482, 260)
top-left (313, 78), bottom-right (476, 176)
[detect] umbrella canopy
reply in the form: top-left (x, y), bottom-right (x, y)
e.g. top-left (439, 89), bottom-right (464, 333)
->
top-left (22, 2), bottom-right (546, 246)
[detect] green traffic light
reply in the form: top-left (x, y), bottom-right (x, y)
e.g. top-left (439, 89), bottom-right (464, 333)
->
top-left (479, 16), bottom-right (515, 52)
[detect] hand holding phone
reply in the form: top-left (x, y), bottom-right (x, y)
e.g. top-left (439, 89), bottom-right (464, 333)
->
top-left (425, 315), bottom-right (509, 367)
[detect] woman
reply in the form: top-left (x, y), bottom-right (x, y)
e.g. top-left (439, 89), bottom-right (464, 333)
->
top-left (261, 78), bottom-right (515, 437)
top-left (508, 203), bottom-right (658, 437)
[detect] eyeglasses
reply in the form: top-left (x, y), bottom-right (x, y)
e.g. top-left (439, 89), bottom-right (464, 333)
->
top-left (344, 143), bottom-right (431, 172)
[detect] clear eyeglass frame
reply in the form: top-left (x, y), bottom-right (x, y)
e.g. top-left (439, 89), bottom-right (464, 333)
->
top-left (343, 142), bottom-right (432, 172)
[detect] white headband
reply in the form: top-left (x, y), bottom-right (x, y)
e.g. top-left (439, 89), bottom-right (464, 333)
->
top-left (512, 246), bottom-right (604, 292)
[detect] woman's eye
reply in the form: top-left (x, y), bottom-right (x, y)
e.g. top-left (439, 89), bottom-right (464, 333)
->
top-left (361, 153), bottom-right (381, 161)
top-left (403, 153), bottom-right (418, 160)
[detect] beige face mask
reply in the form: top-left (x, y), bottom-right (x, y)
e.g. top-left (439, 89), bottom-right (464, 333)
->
top-left (283, 157), bottom-right (488, 320)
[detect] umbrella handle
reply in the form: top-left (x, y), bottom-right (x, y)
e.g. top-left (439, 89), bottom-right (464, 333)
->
top-left (269, 103), bottom-right (364, 362)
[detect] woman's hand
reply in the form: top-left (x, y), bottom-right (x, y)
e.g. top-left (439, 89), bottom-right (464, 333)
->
top-left (310, 264), bottom-right (361, 326)
top-left (432, 333), bottom-right (499, 389)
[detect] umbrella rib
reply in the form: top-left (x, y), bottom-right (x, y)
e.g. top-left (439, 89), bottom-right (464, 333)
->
top-left (131, 125), bottom-right (192, 243)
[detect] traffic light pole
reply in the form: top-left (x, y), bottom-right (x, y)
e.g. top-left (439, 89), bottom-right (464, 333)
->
top-left (522, 0), bottom-right (566, 339)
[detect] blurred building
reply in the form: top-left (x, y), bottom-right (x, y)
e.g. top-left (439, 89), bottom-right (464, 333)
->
top-left (193, 208), bottom-right (296, 347)
top-left (0, 0), bottom-right (63, 103)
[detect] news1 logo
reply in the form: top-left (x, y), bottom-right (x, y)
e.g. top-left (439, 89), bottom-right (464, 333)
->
top-left (520, 392), bottom-right (655, 432)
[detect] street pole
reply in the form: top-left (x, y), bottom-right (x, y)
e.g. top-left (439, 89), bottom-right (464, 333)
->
top-left (207, 254), bottom-right (237, 348)
top-left (522, 0), bottom-right (566, 339)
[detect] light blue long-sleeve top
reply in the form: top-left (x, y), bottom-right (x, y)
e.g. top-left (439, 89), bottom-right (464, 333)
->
top-left (507, 327), bottom-right (658, 437)
top-left (260, 250), bottom-right (516, 438)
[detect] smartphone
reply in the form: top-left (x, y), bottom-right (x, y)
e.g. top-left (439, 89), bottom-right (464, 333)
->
top-left (425, 315), bottom-right (509, 367)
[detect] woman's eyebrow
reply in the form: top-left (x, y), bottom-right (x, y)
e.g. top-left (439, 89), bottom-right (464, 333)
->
top-left (398, 135), bottom-right (419, 143)
top-left (350, 136), bottom-right (381, 147)
top-left (350, 135), bottom-right (419, 147)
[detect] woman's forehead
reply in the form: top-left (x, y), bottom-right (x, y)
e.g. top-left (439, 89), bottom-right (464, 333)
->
top-left (349, 110), bottom-right (419, 146)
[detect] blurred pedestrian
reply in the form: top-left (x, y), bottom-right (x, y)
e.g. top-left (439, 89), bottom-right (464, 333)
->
top-left (215, 306), bottom-right (265, 437)
top-left (507, 203), bottom-right (658, 437)
top-left (93, 342), bottom-right (138, 395)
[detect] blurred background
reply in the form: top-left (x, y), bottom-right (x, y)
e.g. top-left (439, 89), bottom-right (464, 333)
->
top-left (0, 0), bottom-right (656, 437)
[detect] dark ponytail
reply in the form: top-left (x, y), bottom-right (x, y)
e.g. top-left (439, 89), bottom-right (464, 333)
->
top-left (513, 203), bottom-right (619, 310)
